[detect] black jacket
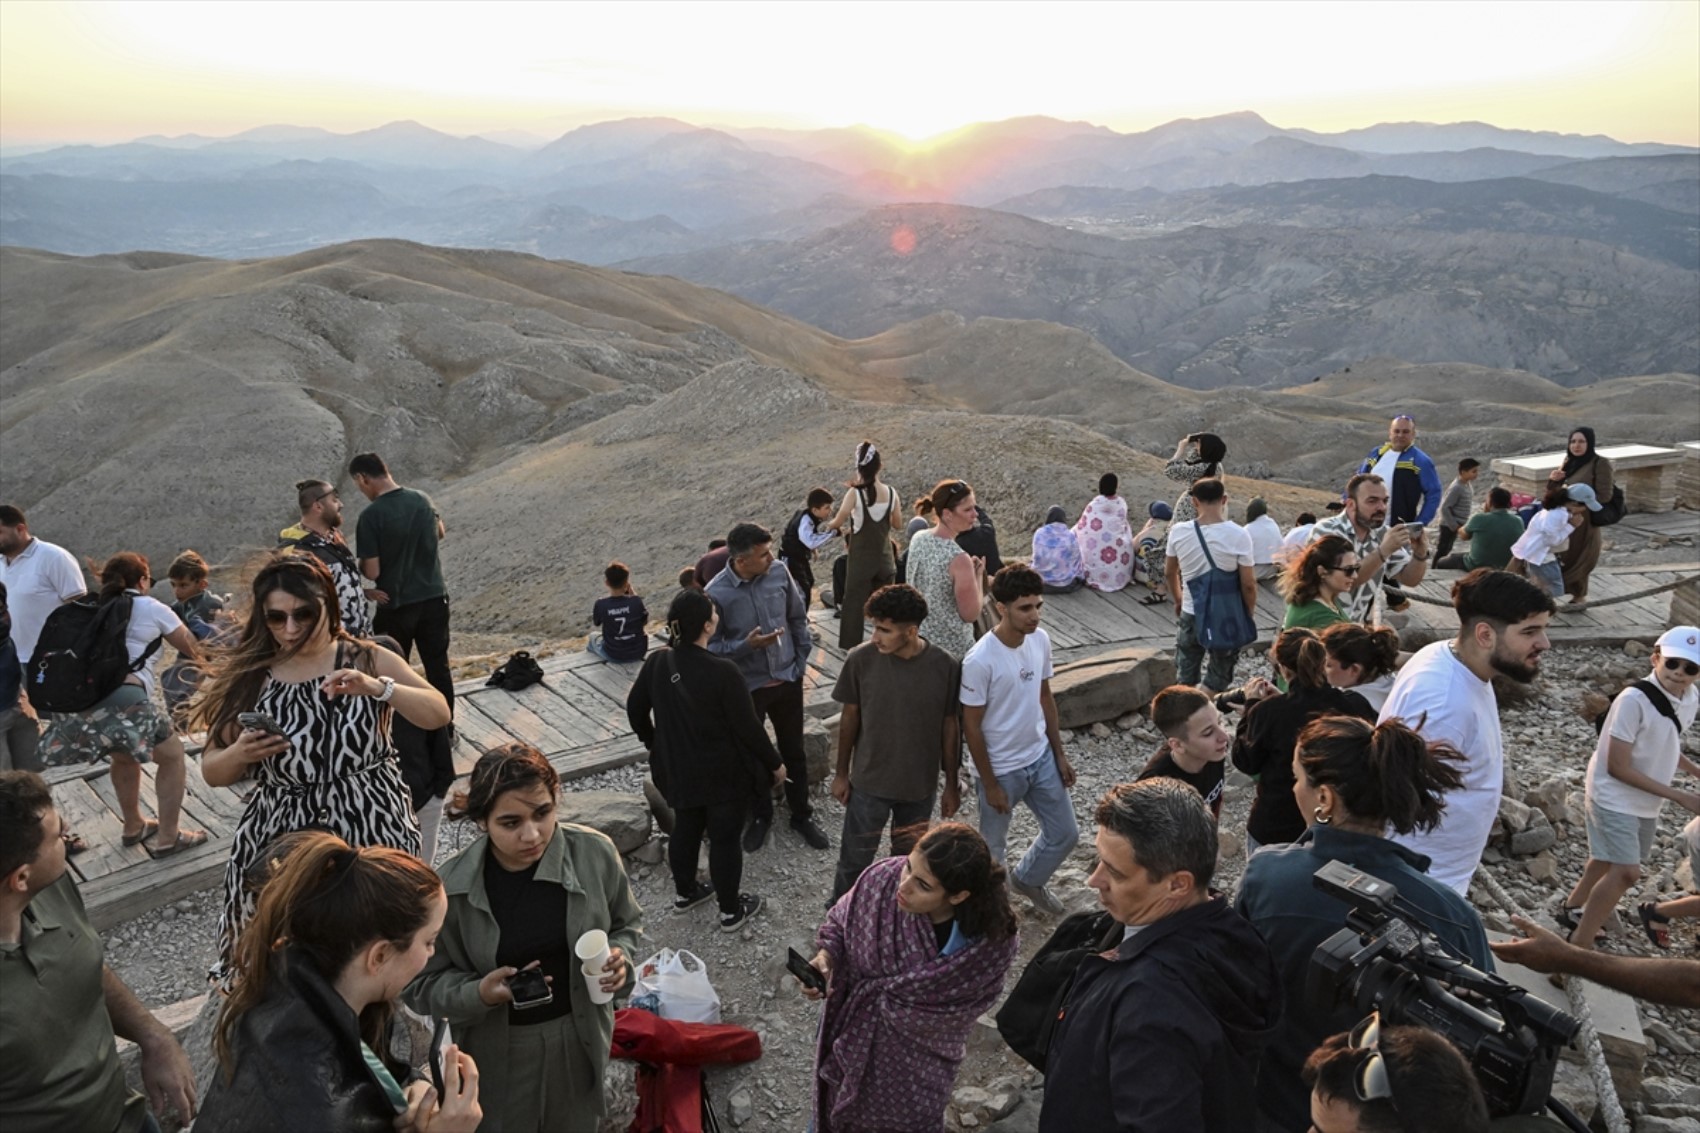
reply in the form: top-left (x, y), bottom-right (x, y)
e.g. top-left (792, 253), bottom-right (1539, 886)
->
top-left (1232, 685), bottom-right (1375, 846)
top-left (1039, 897), bottom-right (1281, 1133)
top-left (626, 644), bottom-right (781, 808)
top-left (196, 948), bottom-right (406, 1133)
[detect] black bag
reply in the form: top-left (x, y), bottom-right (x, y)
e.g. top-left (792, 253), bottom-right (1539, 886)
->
top-left (486, 650), bottom-right (544, 692)
top-left (994, 909), bottom-right (1122, 1071)
top-left (1590, 484), bottom-right (1627, 528)
top-left (27, 594), bottom-right (160, 713)
top-left (1593, 679), bottom-right (1682, 735)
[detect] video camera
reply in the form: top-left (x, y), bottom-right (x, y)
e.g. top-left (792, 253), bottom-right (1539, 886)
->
top-left (1306, 860), bottom-right (1581, 1120)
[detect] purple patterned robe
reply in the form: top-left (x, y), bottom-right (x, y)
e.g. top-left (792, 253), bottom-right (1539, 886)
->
top-left (813, 856), bottom-right (1019, 1132)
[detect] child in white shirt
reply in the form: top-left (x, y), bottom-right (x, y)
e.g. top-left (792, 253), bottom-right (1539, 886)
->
top-left (1510, 484), bottom-right (1598, 597)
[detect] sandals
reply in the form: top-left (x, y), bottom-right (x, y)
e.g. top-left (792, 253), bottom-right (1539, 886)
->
top-left (1554, 905), bottom-right (1607, 943)
top-left (120, 819), bottom-right (159, 847)
top-left (1139, 592), bottom-right (1167, 606)
top-left (1638, 902), bottom-right (1672, 950)
top-left (148, 829), bottom-right (209, 859)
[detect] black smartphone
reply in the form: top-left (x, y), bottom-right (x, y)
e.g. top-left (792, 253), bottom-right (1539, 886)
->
top-left (787, 947), bottom-right (826, 993)
top-left (236, 711), bottom-right (286, 736)
top-left (428, 1018), bottom-right (452, 1097)
top-left (507, 967), bottom-right (553, 1009)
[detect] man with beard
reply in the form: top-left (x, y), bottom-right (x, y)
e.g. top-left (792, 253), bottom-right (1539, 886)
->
top-left (1380, 569), bottom-right (1554, 893)
top-left (280, 479), bottom-right (374, 636)
top-left (1310, 473), bottom-right (1428, 624)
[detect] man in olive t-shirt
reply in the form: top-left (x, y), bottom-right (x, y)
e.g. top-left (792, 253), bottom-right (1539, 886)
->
top-left (1435, 486), bottom-right (1524, 571)
top-left (828, 584), bottom-right (961, 903)
top-left (350, 452), bottom-right (454, 718)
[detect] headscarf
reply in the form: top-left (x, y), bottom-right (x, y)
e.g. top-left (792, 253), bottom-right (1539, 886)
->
top-left (1561, 427), bottom-right (1597, 478)
top-left (1045, 505), bottom-right (1068, 526)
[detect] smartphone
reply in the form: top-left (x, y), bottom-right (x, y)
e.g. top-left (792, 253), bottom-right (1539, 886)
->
top-left (236, 711), bottom-right (286, 736)
top-left (787, 946), bottom-right (826, 993)
top-left (1405, 522), bottom-right (1424, 537)
top-left (429, 1018), bottom-right (453, 1097)
top-left (507, 967), bottom-right (553, 1010)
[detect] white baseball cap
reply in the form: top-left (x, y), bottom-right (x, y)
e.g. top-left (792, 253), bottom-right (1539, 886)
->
top-left (1655, 626), bottom-right (1700, 666)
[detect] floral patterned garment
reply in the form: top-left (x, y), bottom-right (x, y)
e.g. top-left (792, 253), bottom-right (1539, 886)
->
top-left (1073, 494), bottom-right (1134, 592)
top-left (1030, 523), bottom-right (1083, 589)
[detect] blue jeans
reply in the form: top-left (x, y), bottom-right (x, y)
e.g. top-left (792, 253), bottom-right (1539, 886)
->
top-left (1174, 610), bottom-right (1241, 692)
top-left (1528, 559), bottom-right (1564, 598)
top-left (586, 636), bottom-right (613, 662)
top-left (975, 753), bottom-right (1079, 889)
top-left (832, 786), bottom-right (935, 902)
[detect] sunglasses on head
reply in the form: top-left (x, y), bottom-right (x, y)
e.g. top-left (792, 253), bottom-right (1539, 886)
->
top-left (942, 480), bottom-right (971, 506)
top-left (1347, 1012), bottom-right (1398, 1112)
top-left (1665, 656), bottom-right (1700, 677)
top-left (264, 606), bottom-right (319, 627)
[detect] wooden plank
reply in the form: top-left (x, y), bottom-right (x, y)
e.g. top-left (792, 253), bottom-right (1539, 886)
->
top-left (460, 693), bottom-right (574, 755)
top-left (180, 757), bottom-right (248, 829)
top-left (82, 838), bottom-right (228, 932)
top-left (451, 698), bottom-right (525, 756)
top-left (550, 736), bottom-right (649, 782)
top-left (1058, 587), bottom-right (1150, 642)
top-left (568, 657), bottom-right (646, 707)
top-left (54, 777), bottom-right (148, 880)
top-left (528, 673), bottom-right (627, 743)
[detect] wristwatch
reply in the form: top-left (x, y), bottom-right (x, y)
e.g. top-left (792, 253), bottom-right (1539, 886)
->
top-left (374, 676), bottom-right (396, 702)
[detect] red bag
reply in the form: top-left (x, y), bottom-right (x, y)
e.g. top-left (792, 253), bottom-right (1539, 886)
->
top-left (612, 1008), bottom-right (762, 1133)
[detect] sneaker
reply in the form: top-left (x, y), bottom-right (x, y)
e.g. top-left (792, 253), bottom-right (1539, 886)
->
top-left (1009, 873), bottom-right (1065, 917)
top-left (791, 816), bottom-right (831, 850)
top-left (673, 881), bottom-right (716, 913)
top-left (720, 893), bottom-right (763, 932)
top-left (742, 816), bottom-right (771, 853)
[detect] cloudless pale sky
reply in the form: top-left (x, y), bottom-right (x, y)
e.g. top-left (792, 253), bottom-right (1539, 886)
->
top-left (1, 0), bottom-right (1695, 146)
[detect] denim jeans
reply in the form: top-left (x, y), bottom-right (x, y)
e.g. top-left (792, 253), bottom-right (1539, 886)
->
top-left (975, 754), bottom-right (1079, 889)
top-left (831, 786), bottom-right (935, 901)
top-left (1528, 559), bottom-right (1564, 598)
top-left (1174, 611), bottom-right (1242, 692)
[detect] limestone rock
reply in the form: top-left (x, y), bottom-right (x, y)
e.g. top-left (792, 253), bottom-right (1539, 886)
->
top-left (1497, 795), bottom-right (1534, 834)
top-left (1523, 777), bottom-right (1571, 825)
top-left (728, 1087), bottom-right (754, 1126)
top-left (1049, 648), bottom-right (1176, 729)
top-left (559, 790), bottom-right (653, 853)
top-left (1510, 814), bottom-right (1557, 857)
top-left (1524, 851), bottom-right (1560, 885)
top-left (1089, 722), bottom-right (1112, 739)
top-left (804, 715), bottom-right (832, 783)
top-left (1624, 639), bottom-right (1651, 658)
top-left (1218, 829), bottom-right (1244, 860)
top-left (642, 772), bottom-right (675, 836)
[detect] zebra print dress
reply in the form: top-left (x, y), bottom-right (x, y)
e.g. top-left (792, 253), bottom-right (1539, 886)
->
top-left (209, 643), bottom-right (420, 987)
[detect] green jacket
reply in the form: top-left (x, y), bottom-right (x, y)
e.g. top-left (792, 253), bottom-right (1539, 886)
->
top-left (403, 823), bottom-right (644, 1128)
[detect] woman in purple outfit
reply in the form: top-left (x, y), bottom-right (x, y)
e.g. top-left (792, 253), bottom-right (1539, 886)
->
top-left (798, 822), bottom-right (1019, 1133)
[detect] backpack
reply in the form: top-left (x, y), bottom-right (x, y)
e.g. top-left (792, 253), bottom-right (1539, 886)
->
top-left (995, 909), bottom-right (1122, 1071)
top-left (1589, 484), bottom-right (1627, 528)
top-left (485, 650), bottom-right (545, 692)
top-left (1185, 521), bottom-right (1257, 651)
top-left (27, 594), bottom-right (161, 713)
top-left (779, 509), bottom-right (811, 565)
top-left (1593, 679), bottom-right (1683, 735)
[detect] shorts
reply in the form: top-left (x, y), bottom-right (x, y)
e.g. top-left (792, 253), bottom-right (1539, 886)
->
top-left (40, 684), bottom-right (172, 766)
top-left (1583, 797), bottom-right (1657, 865)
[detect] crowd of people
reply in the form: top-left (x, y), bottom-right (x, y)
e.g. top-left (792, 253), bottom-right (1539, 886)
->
top-left (0, 415), bottom-right (1694, 1133)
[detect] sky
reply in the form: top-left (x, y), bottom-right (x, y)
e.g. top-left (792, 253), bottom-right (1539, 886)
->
top-left (1, 0), bottom-right (1696, 147)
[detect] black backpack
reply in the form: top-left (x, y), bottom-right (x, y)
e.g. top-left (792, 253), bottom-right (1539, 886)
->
top-left (486, 650), bottom-right (545, 692)
top-left (27, 594), bottom-right (161, 713)
top-left (994, 908), bottom-right (1122, 1071)
top-left (1590, 484), bottom-right (1627, 528)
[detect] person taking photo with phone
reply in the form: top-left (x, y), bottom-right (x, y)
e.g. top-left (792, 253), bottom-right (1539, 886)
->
top-left (193, 552), bottom-right (450, 988)
top-left (406, 744), bottom-right (643, 1133)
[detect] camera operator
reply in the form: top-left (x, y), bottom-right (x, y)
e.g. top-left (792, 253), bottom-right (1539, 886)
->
top-left (1303, 1013), bottom-right (1489, 1133)
top-left (1237, 716), bottom-right (1493, 1131)
top-left (1491, 914), bottom-right (1700, 1010)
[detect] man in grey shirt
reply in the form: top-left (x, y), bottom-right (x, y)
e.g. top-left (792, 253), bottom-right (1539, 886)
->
top-left (1436, 458), bottom-right (1480, 561)
top-left (706, 522), bottom-right (828, 852)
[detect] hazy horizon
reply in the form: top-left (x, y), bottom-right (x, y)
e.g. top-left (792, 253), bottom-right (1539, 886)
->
top-left (2, 0), bottom-right (1696, 149)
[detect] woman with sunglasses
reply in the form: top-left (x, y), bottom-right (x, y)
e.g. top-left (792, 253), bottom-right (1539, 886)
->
top-left (194, 552), bottom-right (450, 986)
top-left (1234, 715), bottom-right (1491, 1131)
top-left (1560, 625), bottom-right (1700, 952)
top-left (1302, 1013), bottom-right (1490, 1133)
top-left (908, 480), bottom-right (986, 659)
top-left (1279, 535), bottom-right (1358, 630)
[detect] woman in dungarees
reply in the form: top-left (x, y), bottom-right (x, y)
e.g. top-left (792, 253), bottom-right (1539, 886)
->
top-left (829, 441), bottom-right (902, 648)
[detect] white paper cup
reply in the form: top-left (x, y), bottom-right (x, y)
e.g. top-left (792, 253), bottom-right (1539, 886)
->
top-left (582, 961), bottom-right (614, 1005)
top-left (574, 929), bottom-right (610, 970)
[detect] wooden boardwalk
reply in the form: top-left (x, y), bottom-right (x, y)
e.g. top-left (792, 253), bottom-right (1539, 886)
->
top-left (55, 530), bottom-right (1698, 929)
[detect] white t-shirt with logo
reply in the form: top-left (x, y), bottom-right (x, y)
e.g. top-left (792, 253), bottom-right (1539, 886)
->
top-left (1381, 640), bottom-right (1503, 895)
top-left (122, 593), bottom-right (185, 699)
top-left (1165, 520), bottom-right (1254, 616)
top-left (960, 627), bottom-right (1054, 776)
top-left (1587, 676), bottom-right (1700, 819)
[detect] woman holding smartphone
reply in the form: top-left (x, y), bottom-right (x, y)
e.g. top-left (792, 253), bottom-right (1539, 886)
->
top-left (406, 744), bottom-right (644, 1133)
top-left (194, 552), bottom-right (450, 987)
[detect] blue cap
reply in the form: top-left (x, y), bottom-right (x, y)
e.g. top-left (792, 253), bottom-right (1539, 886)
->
top-left (1565, 484), bottom-right (1603, 512)
top-left (1149, 501), bottom-right (1173, 521)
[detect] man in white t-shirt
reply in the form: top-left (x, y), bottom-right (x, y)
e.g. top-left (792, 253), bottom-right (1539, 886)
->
top-left (0, 505), bottom-right (87, 667)
top-left (961, 564), bottom-right (1078, 916)
top-left (1165, 478), bottom-right (1257, 693)
top-left (1381, 569), bottom-right (1555, 894)
top-left (1561, 625), bottom-right (1700, 949)
top-left (1243, 498), bottom-right (1283, 581)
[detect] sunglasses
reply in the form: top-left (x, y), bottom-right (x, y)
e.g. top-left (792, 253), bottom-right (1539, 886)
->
top-left (1331, 564), bottom-right (1361, 577)
top-left (311, 490), bottom-right (339, 506)
top-left (942, 480), bottom-right (971, 507)
top-left (1347, 1012), bottom-right (1397, 1112)
top-left (264, 606), bottom-right (319, 628)
top-left (1664, 656), bottom-right (1700, 677)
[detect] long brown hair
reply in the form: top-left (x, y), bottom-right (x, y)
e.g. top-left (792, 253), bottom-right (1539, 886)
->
top-left (1272, 627), bottom-right (1329, 692)
top-left (215, 830), bottom-right (442, 1077)
top-left (188, 552), bottom-right (369, 745)
top-left (1295, 716), bottom-right (1464, 834)
top-left (1320, 622), bottom-right (1400, 684)
top-left (1281, 534), bottom-right (1353, 607)
top-left (916, 822), bottom-right (1017, 945)
top-left (90, 552), bottom-right (149, 601)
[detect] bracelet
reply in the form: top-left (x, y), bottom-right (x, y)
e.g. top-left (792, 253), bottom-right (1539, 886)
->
top-left (375, 676), bottom-right (396, 702)
top-left (1410, 553), bottom-right (1429, 562)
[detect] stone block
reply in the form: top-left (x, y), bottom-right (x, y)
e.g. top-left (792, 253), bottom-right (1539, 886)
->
top-left (1497, 795), bottom-right (1534, 834)
top-left (642, 772), bottom-right (675, 836)
top-left (1524, 851), bottom-right (1560, 884)
top-left (1049, 648), bottom-right (1175, 730)
top-left (804, 714), bottom-right (832, 783)
top-left (559, 790), bottom-right (653, 853)
top-left (1218, 829), bottom-right (1244, 860)
top-left (1510, 815), bottom-right (1557, 857)
top-left (1523, 777), bottom-right (1571, 824)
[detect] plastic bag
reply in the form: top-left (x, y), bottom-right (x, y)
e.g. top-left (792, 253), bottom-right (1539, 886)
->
top-left (630, 948), bottom-right (721, 1024)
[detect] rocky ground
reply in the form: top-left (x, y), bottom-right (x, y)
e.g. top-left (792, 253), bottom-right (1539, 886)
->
top-left (103, 628), bottom-right (1700, 1132)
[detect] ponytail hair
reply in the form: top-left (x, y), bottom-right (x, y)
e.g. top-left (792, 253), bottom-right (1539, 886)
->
top-left (1295, 716), bottom-right (1464, 834)
top-left (1273, 627), bottom-right (1329, 692)
top-left (853, 441), bottom-right (882, 507)
top-left (91, 552), bottom-right (148, 601)
top-left (1319, 622), bottom-right (1400, 683)
top-left (915, 822), bottom-right (1017, 945)
top-left (665, 588), bottom-right (717, 648)
top-left (215, 830), bottom-right (442, 1078)
top-left (916, 478), bottom-right (973, 519)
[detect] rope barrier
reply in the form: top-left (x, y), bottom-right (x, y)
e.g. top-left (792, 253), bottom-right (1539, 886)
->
top-left (1471, 868), bottom-right (1631, 1133)
top-left (1394, 572), bottom-right (1698, 610)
